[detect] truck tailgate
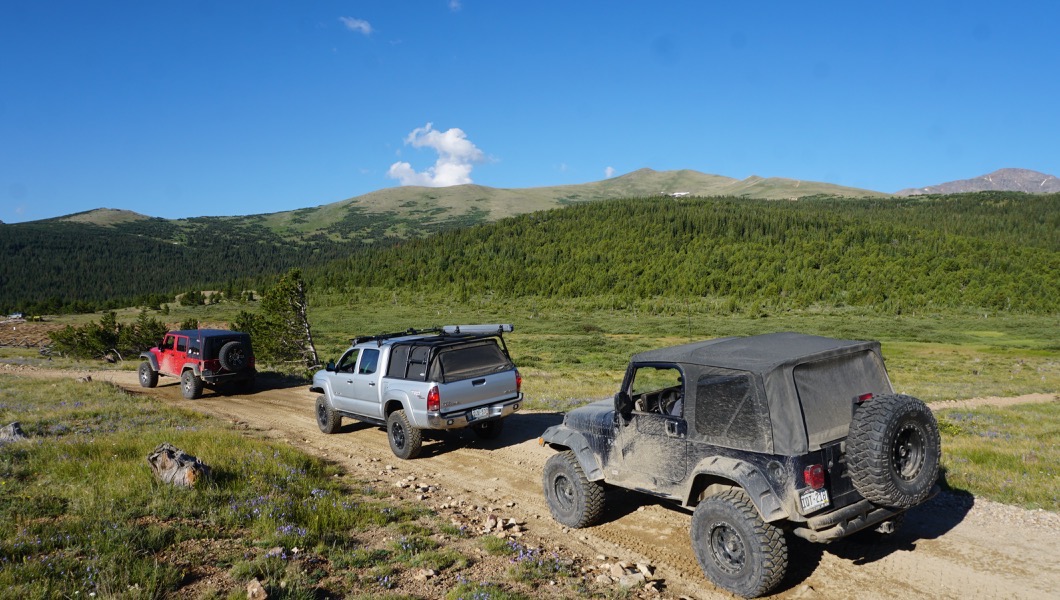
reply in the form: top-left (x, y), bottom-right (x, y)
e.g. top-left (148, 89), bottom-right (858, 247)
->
top-left (437, 370), bottom-right (519, 411)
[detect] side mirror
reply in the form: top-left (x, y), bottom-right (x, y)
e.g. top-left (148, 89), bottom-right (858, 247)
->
top-left (614, 391), bottom-right (633, 420)
top-left (325, 360), bottom-right (336, 372)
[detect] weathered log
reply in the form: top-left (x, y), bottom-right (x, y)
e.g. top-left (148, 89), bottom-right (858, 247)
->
top-left (147, 442), bottom-right (211, 488)
top-left (0, 421), bottom-right (27, 444)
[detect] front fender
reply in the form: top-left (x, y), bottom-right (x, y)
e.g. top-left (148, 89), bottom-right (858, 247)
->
top-left (684, 456), bottom-right (788, 523)
top-left (541, 425), bottom-right (605, 482)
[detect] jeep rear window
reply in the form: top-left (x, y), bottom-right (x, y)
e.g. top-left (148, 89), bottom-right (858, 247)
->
top-left (694, 369), bottom-right (769, 451)
top-left (794, 350), bottom-right (892, 447)
top-left (203, 336), bottom-right (250, 356)
top-left (428, 340), bottom-right (513, 383)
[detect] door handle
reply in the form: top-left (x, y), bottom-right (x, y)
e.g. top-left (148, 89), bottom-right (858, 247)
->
top-left (665, 420), bottom-right (680, 437)
top-left (368, 382), bottom-right (376, 387)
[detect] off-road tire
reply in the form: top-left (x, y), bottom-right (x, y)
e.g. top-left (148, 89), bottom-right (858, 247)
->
top-left (180, 370), bottom-right (204, 400)
top-left (316, 395), bottom-right (341, 434)
top-left (472, 419), bottom-right (504, 440)
top-left (218, 341), bottom-right (250, 372)
top-left (848, 394), bottom-right (941, 508)
top-left (691, 488), bottom-right (788, 598)
top-left (542, 451), bottom-right (605, 528)
top-left (138, 362), bottom-right (158, 388)
top-left (387, 409), bottom-right (422, 460)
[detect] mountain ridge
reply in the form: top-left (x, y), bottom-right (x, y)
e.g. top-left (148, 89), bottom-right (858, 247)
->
top-left (40, 168), bottom-right (886, 230)
top-left (896, 168), bottom-right (1060, 196)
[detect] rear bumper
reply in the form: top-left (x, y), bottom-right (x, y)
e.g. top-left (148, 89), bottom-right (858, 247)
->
top-left (426, 395), bottom-right (522, 430)
top-left (791, 484), bottom-right (940, 543)
top-left (201, 369), bottom-right (256, 385)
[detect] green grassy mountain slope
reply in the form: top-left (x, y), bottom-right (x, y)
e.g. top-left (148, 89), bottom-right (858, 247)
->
top-left (315, 192), bottom-right (1060, 314)
top-left (251, 168), bottom-right (885, 240)
top-left (49, 168), bottom-right (884, 242)
top-left (0, 169), bottom-right (922, 313)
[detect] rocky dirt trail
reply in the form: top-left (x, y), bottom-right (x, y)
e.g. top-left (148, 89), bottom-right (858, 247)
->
top-left (6, 364), bottom-right (1059, 599)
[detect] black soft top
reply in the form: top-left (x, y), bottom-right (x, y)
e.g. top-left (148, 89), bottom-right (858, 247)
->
top-left (632, 332), bottom-right (880, 374)
top-left (632, 332), bottom-right (891, 455)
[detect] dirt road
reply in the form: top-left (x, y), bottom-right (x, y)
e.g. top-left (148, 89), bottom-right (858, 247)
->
top-left (13, 365), bottom-right (1060, 599)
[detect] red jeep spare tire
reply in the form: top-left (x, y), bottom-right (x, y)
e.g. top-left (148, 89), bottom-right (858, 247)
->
top-left (219, 341), bottom-right (249, 371)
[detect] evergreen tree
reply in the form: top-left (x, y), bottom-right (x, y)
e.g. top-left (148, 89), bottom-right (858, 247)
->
top-left (235, 269), bottom-right (319, 368)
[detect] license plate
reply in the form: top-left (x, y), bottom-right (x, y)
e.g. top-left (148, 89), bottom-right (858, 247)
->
top-left (799, 488), bottom-right (830, 513)
top-left (469, 407), bottom-right (489, 421)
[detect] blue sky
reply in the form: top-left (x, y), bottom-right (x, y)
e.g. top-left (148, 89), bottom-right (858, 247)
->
top-left (2, 1), bottom-right (1058, 223)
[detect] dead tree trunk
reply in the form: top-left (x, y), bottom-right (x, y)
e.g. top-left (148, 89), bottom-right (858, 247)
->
top-left (147, 443), bottom-right (211, 488)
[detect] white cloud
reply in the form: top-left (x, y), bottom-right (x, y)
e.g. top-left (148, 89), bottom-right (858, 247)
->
top-left (339, 17), bottom-right (372, 35)
top-left (387, 123), bottom-right (486, 187)
top-left (604, 166), bottom-right (616, 178)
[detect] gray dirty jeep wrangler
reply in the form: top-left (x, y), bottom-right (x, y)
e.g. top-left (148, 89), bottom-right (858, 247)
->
top-left (539, 332), bottom-right (941, 598)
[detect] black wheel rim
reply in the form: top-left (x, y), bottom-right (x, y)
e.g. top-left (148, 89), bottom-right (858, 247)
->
top-left (392, 421), bottom-right (406, 449)
top-left (710, 523), bottom-right (746, 575)
top-left (892, 422), bottom-right (926, 481)
top-left (317, 402), bottom-right (326, 427)
top-left (553, 473), bottom-right (575, 511)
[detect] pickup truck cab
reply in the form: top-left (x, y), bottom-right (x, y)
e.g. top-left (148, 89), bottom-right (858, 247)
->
top-left (310, 324), bottom-right (523, 459)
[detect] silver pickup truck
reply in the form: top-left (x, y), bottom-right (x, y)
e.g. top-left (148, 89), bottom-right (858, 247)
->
top-left (310, 324), bottom-right (523, 459)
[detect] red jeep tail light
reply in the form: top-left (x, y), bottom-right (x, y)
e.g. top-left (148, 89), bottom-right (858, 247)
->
top-left (515, 370), bottom-right (522, 393)
top-left (427, 386), bottom-right (440, 412)
top-left (856, 392), bottom-right (874, 403)
top-left (804, 464), bottom-right (826, 490)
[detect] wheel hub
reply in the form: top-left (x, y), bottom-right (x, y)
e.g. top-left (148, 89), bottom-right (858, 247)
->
top-left (710, 523), bottom-right (746, 575)
top-left (893, 423), bottom-right (926, 480)
top-left (554, 474), bottom-right (574, 509)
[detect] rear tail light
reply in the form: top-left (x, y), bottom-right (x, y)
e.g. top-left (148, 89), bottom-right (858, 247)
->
top-left (427, 386), bottom-right (440, 412)
top-left (804, 464), bottom-right (826, 490)
top-left (515, 370), bottom-right (522, 393)
top-left (856, 392), bottom-right (874, 403)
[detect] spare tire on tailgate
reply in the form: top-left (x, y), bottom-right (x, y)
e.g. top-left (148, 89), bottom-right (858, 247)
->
top-left (847, 393), bottom-right (940, 508)
top-left (219, 340), bottom-right (250, 372)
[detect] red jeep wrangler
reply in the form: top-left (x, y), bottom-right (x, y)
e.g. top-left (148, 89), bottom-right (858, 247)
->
top-left (139, 329), bottom-right (256, 399)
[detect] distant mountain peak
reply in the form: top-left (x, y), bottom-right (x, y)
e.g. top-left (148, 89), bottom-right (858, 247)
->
top-left (53, 208), bottom-right (153, 226)
top-left (896, 168), bottom-right (1060, 196)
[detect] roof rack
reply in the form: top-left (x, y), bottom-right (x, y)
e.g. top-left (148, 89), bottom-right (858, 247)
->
top-left (441, 324), bottom-right (513, 335)
top-left (351, 327), bottom-right (441, 346)
top-left (350, 324), bottom-right (514, 346)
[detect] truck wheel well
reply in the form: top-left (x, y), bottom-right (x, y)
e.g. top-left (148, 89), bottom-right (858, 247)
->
top-left (383, 400), bottom-right (404, 417)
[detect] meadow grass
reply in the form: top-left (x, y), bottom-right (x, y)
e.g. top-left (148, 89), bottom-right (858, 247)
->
top-left (0, 374), bottom-right (590, 598)
top-left (936, 401), bottom-right (1060, 511)
top-left (16, 291), bottom-right (1060, 409)
top-left (307, 292), bottom-right (1059, 409)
